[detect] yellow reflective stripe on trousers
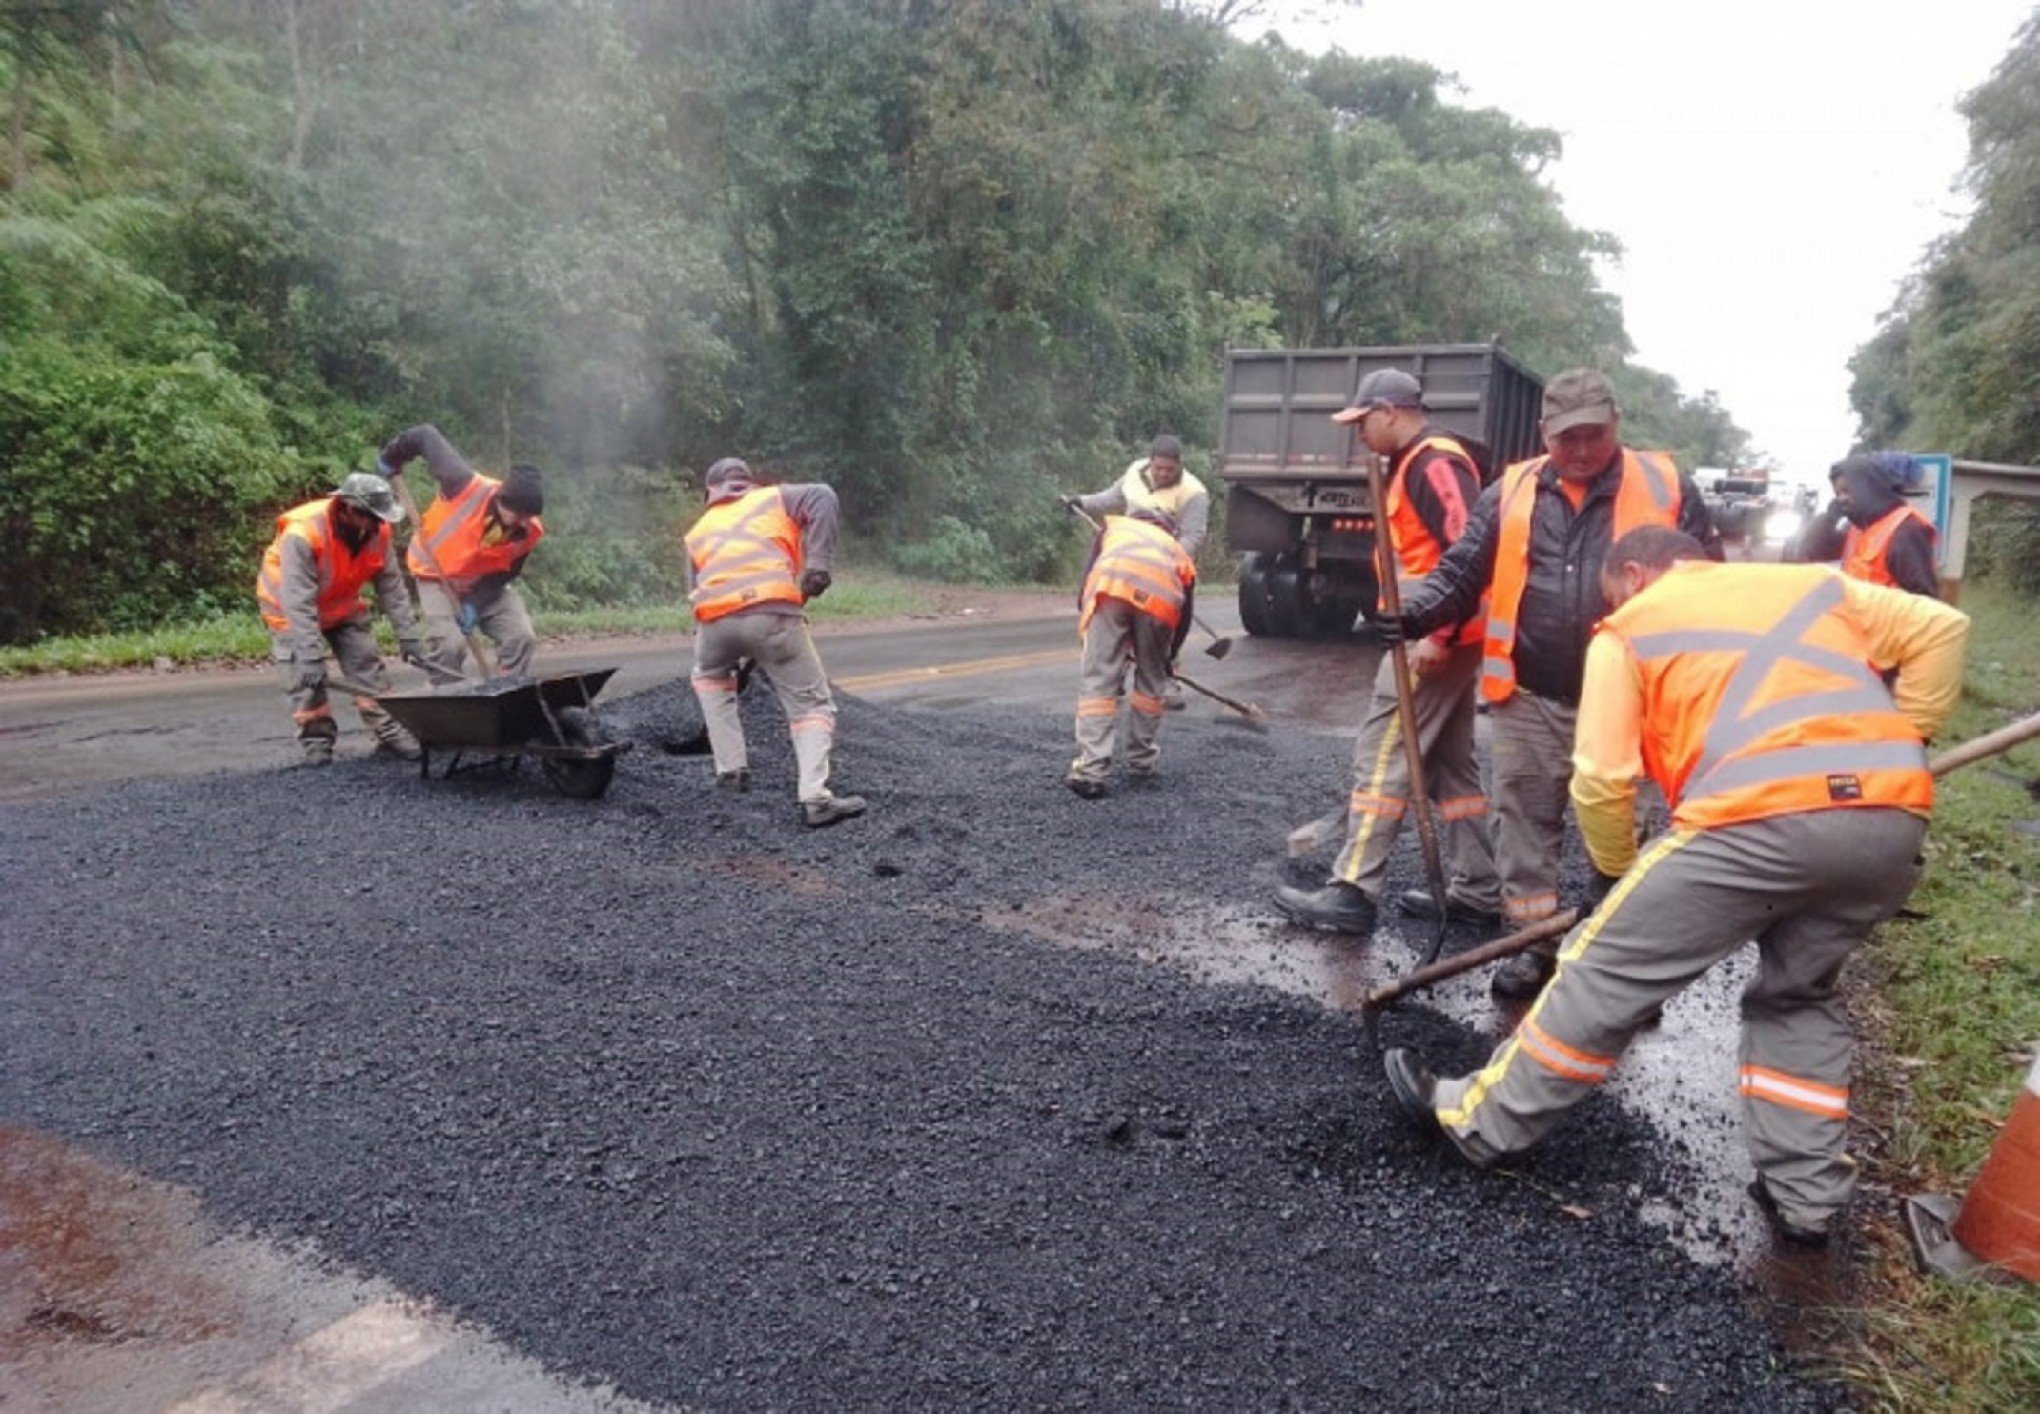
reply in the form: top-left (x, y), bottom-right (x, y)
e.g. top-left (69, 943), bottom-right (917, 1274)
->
top-left (1334, 712), bottom-right (1404, 884)
top-left (1437, 828), bottom-right (1697, 1130)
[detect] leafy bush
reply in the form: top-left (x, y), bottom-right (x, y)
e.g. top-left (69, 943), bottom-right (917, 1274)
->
top-left (894, 515), bottom-right (1002, 584)
top-left (0, 337), bottom-right (296, 643)
top-left (517, 462), bottom-right (696, 610)
top-left (1968, 497), bottom-right (2040, 596)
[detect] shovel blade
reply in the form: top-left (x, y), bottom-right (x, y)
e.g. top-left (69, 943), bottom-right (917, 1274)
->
top-left (1204, 638), bottom-right (1232, 659)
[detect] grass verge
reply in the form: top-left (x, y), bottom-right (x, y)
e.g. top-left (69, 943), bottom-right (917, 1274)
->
top-left (0, 572), bottom-right (1026, 677)
top-left (1843, 580), bottom-right (2040, 1411)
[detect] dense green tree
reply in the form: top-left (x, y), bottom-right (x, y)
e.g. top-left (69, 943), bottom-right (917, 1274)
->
top-left (3, 0), bottom-right (1763, 638)
top-left (1847, 11), bottom-right (2039, 585)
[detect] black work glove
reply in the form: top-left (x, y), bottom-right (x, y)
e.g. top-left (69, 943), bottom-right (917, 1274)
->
top-left (291, 658), bottom-right (326, 695)
top-left (1364, 611), bottom-right (1418, 647)
top-left (799, 568), bottom-right (832, 600)
top-left (1581, 870), bottom-right (1622, 913)
top-left (1058, 493), bottom-right (1081, 513)
top-left (397, 637), bottom-right (428, 668)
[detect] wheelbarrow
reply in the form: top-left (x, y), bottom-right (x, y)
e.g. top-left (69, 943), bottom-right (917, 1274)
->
top-left (348, 668), bottom-right (633, 800)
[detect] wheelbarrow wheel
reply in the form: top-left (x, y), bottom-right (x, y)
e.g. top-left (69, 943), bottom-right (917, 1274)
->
top-left (543, 706), bottom-right (617, 800)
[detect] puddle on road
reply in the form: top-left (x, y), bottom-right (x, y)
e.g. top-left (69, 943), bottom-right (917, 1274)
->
top-left (987, 889), bottom-right (1848, 1330)
top-left (0, 1126), bottom-right (644, 1410)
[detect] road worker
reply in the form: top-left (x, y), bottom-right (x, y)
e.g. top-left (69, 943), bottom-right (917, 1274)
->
top-left (255, 473), bottom-right (428, 766)
top-left (1275, 368), bottom-right (1500, 936)
top-left (1066, 505), bottom-right (1197, 798)
top-left (1793, 452), bottom-right (1940, 598)
top-left (1065, 434), bottom-right (1210, 710)
top-left (685, 457), bottom-right (865, 827)
top-left (1383, 526), bottom-right (1970, 1247)
top-left (376, 425), bottom-right (546, 677)
top-left (1065, 433), bottom-right (1210, 558)
top-left (1378, 369), bottom-right (1722, 998)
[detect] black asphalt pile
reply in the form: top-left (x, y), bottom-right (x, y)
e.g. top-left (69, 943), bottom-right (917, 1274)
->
top-left (1, 678), bottom-right (1837, 1410)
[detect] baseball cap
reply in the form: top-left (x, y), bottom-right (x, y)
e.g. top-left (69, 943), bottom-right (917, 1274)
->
top-left (704, 457), bottom-right (753, 492)
top-left (1541, 369), bottom-right (1619, 435)
top-left (1332, 368), bottom-right (1424, 424)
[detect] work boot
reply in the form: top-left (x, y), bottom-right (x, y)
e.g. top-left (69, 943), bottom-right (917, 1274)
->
top-left (1383, 1048), bottom-right (1441, 1133)
top-left (1748, 1179), bottom-right (1831, 1248)
top-left (1490, 947), bottom-right (1556, 1000)
top-left (1273, 881), bottom-right (1377, 935)
top-left (1399, 888), bottom-right (1502, 929)
top-left (370, 720), bottom-right (424, 762)
top-left (717, 769), bottom-right (750, 793)
top-left (801, 793), bottom-right (867, 828)
top-left (1065, 775), bottom-right (1110, 800)
top-left (300, 739), bottom-right (334, 768)
top-left (1383, 1050), bottom-right (1491, 1169)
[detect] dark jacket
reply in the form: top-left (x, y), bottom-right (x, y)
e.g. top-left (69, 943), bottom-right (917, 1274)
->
top-left (1794, 460), bottom-right (1939, 598)
top-left (1401, 451), bottom-right (1723, 704)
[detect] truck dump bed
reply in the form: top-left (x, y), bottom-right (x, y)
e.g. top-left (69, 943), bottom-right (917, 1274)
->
top-left (1217, 345), bottom-right (1544, 637)
top-left (1220, 344), bottom-right (1544, 490)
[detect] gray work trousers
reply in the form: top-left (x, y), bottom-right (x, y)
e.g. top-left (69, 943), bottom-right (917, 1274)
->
top-left (270, 616), bottom-right (411, 753)
top-left (417, 579), bottom-right (537, 679)
top-left (691, 610), bottom-right (838, 803)
top-left (1330, 642), bottom-right (1499, 908)
top-left (1070, 599), bottom-right (1173, 783)
top-left (1433, 807), bottom-right (1927, 1230)
top-left (1488, 689), bottom-right (1578, 929)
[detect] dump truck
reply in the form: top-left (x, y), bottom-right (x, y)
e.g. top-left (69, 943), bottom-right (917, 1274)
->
top-left (1217, 344), bottom-right (1545, 637)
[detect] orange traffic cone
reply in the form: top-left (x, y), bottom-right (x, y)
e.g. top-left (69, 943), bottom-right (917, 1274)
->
top-left (1904, 1051), bottom-right (2040, 1283)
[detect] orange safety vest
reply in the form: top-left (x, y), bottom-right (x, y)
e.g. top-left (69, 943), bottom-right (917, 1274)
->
top-left (1079, 516), bottom-right (1196, 632)
top-left (256, 498), bottom-right (393, 632)
top-left (1840, 502), bottom-right (1936, 589)
top-left (405, 473), bottom-right (545, 584)
top-left (685, 486), bottom-right (805, 622)
top-left (1383, 434), bottom-right (1483, 647)
top-left (1481, 449), bottom-right (1682, 704)
top-left (1598, 562), bottom-right (1932, 831)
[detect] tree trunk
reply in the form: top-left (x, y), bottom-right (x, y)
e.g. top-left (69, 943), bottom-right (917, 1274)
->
top-left (284, 0), bottom-right (313, 172)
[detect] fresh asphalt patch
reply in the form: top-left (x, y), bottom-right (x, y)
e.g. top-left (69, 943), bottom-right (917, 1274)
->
top-left (1, 680), bottom-right (1838, 1409)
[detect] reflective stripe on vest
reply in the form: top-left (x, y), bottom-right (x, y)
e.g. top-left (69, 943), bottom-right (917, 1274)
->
top-left (686, 486), bottom-right (804, 622)
top-left (256, 499), bottom-right (391, 632)
top-left (1481, 449), bottom-right (1681, 704)
top-left (1605, 563), bottom-right (1932, 830)
top-left (405, 473), bottom-right (544, 583)
top-left (1384, 434), bottom-right (1484, 646)
top-left (1080, 517), bottom-right (1195, 632)
top-left (1840, 502), bottom-right (1935, 589)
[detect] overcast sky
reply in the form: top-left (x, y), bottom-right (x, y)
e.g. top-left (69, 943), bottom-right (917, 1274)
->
top-left (1253, 0), bottom-right (2033, 486)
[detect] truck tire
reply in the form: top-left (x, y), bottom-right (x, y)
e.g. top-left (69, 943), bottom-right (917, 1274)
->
top-left (1238, 553), bottom-right (1281, 637)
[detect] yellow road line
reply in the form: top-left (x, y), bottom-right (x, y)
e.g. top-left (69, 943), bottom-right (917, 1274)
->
top-left (838, 646), bottom-right (1075, 694)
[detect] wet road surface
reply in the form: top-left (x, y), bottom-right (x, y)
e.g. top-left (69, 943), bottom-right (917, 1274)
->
top-left (2, 607), bottom-right (1846, 1408)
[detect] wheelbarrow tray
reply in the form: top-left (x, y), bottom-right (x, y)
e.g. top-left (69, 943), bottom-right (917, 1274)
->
top-left (372, 669), bottom-right (620, 751)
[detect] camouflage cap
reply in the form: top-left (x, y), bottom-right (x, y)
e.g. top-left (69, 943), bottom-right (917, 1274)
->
top-left (335, 472), bottom-right (404, 523)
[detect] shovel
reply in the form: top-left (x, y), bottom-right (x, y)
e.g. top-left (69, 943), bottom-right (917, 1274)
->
top-left (1064, 500), bottom-right (1232, 659)
top-left (1364, 451), bottom-right (1453, 966)
top-left (1170, 669), bottom-right (1268, 728)
top-left (1356, 706), bottom-right (2040, 1042)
